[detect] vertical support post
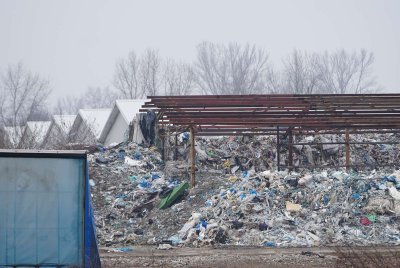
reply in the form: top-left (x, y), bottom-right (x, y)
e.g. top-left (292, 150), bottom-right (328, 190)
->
top-left (277, 126), bottom-right (280, 171)
top-left (345, 128), bottom-right (350, 171)
top-left (128, 121), bottom-right (134, 142)
top-left (288, 129), bottom-right (293, 172)
top-left (174, 133), bottom-right (178, 161)
top-left (190, 127), bottom-right (196, 187)
top-left (161, 134), bottom-right (165, 162)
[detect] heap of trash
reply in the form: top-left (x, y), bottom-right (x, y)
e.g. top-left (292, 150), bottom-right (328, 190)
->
top-left (88, 134), bottom-right (400, 249)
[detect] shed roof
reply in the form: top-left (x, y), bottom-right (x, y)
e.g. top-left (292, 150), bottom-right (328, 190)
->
top-left (53, 114), bottom-right (76, 134)
top-left (98, 99), bottom-right (147, 143)
top-left (24, 121), bottom-right (52, 144)
top-left (141, 94), bottom-right (400, 135)
top-left (74, 108), bottom-right (111, 139)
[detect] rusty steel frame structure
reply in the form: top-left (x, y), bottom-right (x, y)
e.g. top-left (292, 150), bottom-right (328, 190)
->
top-left (141, 94), bottom-right (400, 186)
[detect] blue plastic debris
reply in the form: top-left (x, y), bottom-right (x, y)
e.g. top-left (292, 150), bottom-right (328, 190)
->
top-left (249, 189), bottom-right (257, 195)
top-left (138, 180), bottom-right (152, 189)
top-left (115, 247), bottom-right (133, 252)
top-left (200, 220), bottom-right (207, 229)
top-left (151, 173), bottom-right (160, 180)
top-left (182, 132), bottom-right (189, 142)
top-left (352, 193), bottom-right (361, 199)
top-left (118, 149), bottom-right (126, 160)
top-left (196, 219), bottom-right (208, 230)
top-left (133, 151), bottom-right (142, 160)
top-left (323, 195), bottom-right (329, 205)
top-left (264, 241), bottom-right (276, 247)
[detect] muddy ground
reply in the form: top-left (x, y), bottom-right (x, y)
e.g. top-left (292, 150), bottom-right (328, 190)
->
top-left (99, 245), bottom-right (400, 268)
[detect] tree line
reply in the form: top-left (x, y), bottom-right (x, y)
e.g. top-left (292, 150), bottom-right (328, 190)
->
top-left (0, 42), bottom-right (379, 129)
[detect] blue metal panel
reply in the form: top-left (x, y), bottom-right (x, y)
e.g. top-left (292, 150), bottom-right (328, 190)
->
top-left (0, 152), bottom-right (100, 267)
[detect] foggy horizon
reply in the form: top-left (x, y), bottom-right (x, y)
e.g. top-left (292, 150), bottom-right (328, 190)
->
top-left (1, 0), bottom-right (399, 103)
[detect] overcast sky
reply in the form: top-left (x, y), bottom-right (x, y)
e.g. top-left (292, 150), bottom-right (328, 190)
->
top-left (0, 0), bottom-right (399, 102)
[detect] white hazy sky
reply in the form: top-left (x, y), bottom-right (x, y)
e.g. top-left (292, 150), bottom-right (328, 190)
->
top-left (0, 0), bottom-right (399, 102)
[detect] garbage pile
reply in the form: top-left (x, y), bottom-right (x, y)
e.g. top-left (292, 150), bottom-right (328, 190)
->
top-left (89, 142), bottom-right (217, 247)
top-left (89, 134), bottom-right (400, 249)
top-left (176, 169), bottom-right (400, 247)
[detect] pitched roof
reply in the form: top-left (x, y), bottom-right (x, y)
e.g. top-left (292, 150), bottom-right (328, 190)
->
top-left (24, 121), bottom-right (52, 144)
top-left (116, 99), bottom-right (148, 123)
top-left (74, 108), bottom-right (111, 139)
top-left (98, 99), bottom-right (147, 143)
top-left (53, 114), bottom-right (76, 134)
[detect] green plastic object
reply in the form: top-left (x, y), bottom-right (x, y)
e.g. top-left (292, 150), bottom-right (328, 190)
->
top-left (159, 182), bottom-right (189, 209)
top-left (367, 214), bottom-right (377, 222)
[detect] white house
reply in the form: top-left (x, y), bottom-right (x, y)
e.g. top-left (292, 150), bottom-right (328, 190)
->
top-left (19, 121), bottom-right (51, 149)
top-left (98, 99), bottom-right (147, 146)
top-left (69, 109), bottom-right (111, 145)
top-left (42, 114), bottom-right (76, 149)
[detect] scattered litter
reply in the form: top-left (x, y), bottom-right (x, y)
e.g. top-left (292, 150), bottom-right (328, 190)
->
top-left (89, 135), bottom-right (400, 249)
top-left (157, 244), bottom-right (173, 250)
top-left (286, 201), bottom-right (302, 212)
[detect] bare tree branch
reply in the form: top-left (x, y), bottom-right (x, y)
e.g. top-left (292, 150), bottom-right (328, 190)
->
top-left (317, 49), bottom-right (377, 94)
top-left (163, 59), bottom-right (196, 95)
top-left (0, 62), bottom-right (51, 148)
top-left (113, 51), bottom-right (142, 98)
top-left (283, 50), bottom-right (321, 94)
top-left (195, 42), bottom-right (270, 95)
top-left (140, 48), bottom-right (162, 96)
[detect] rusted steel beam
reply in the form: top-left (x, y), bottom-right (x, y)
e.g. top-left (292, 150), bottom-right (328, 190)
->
top-left (195, 129), bottom-right (400, 135)
top-left (277, 126), bottom-right (281, 172)
top-left (142, 94), bottom-right (400, 138)
top-left (288, 129), bottom-right (293, 172)
top-left (190, 127), bottom-right (196, 187)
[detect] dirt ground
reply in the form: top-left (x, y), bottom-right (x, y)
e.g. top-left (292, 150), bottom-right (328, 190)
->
top-left (99, 245), bottom-right (400, 268)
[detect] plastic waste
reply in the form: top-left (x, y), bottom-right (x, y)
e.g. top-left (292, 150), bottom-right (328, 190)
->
top-left (389, 186), bottom-right (400, 200)
top-left (118, 149), bottom-right (126, 160)
top-left (133, 151), bottom-right (142, 160)
top-left (264, 241), bottom-right (276, 247)
top-left (286, 201), bottom-right (302, 212)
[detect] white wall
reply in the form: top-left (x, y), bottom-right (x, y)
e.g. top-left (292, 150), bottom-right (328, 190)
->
top-left (104, 112), bottom-right (129, 146)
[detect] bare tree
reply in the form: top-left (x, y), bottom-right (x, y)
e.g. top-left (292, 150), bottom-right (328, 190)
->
top-left (113, 51), bottom-right (143, 98)
top-left (83, 86), bottom-right (119, 108)
top-left (317, 49), bottom-right (376, 94)
top-left (19, 121), bottom-right (51, 149)
top-left (163, 59), bottom-right (196, 95)
top-left (54, 95), bottom-right (83, 115)
top-left (0, 62), bottom-right (51, 147)
top-left (140, 48), bottom-right (162, 96)
top-left (55, 86), bottom-right (119, 115)
top-left (195, 42), bottom-right (270, 95)
top-left (283, 50), bottom-right (320, 94)
top-left (264, 66), bottom-right (283, 93)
